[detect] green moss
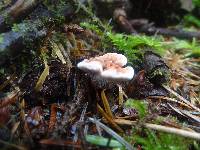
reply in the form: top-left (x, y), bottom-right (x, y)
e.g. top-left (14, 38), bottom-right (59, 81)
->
top-left (43, 0), bottom-right (74, 25)
top-left (0, 34), bottom-right (3, 44)
top-left (127, 128), bottom-right (194, 150)
top-left (12, 24), bottom-right (21, 32)
top-left (81, 22), bottom-right (167, 66)
top-left (184, 15), bottom-right (200, 27)
top-left (124, 99), bottom-right (147, 119)
top-left (11, 20), bottom-right (43, 34)
top-left (164, 38), bottom-right (200, 58)
top-left (193, 0), bottom-right (200, 7)
top-left (149, 68), bottom-right (171, 83)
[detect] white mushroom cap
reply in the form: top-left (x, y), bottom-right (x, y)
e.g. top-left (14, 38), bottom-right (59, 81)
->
top-left (77, 59), bottom-right (103, 73)
top-left (101, 66), bottom-right (134, 80)
top-left (99, 53), bottom-right (127, 66)
top-left (77, 53), bottom-right (134, 81)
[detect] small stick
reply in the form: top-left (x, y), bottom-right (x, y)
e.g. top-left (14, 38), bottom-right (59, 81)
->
top-left (137, 25), bottom-right (200, 39)
top-left (163, 85), bottom-right (200, 112)
top-left (114, 119), bottom-right (200, 140)
top-left (118, 85), bottom-right (123, 106)
top-left (145, 123), bottom-right (200, 140)
top-left (148, 96), bottom-right (192, 108)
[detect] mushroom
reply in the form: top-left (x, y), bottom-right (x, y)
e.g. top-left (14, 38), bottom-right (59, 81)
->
top-left (77, 59), bottom-right (103, 73)
top-left (77, 53), bottom-right (134, 81)
top-left (101, 66), bottom-right (134, 80)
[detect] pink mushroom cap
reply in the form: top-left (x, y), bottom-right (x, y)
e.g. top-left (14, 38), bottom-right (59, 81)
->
top-left (77, 53), bottom-right (134, 81)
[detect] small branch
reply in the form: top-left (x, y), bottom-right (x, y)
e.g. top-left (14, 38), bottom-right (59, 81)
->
top-left (113, 8), bottom-right (137, 34)
top-left (114, 119), bottom-right (200, 140)
top-left (148, 96), bottom-right (192, 109)
top-left (163, 85), bottom-right (200, 112)
top-left (145, 123), bottom-right (200, 140)
top-left (137, 25), bottom-right (200, 39)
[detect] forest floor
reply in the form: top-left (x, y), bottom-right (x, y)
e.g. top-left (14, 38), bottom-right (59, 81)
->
top-left (0, 0), bottom-right (199, 150)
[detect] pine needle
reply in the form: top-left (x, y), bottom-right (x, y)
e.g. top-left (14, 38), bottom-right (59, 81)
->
top-left (97, 104), bottom-right (123, 133)
top-left (35, 60), bottom-right (49, 92)
top-left (101, 89), bottom-right (113, 118)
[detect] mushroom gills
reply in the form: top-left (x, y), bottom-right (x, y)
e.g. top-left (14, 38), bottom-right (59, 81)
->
top-left (101, 66), bottom-right (134, 80)
top-left (77, 60), bottom-right (103, 73)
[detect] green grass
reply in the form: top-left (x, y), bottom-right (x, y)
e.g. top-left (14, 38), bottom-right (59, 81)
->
top-left (129, 129), bottom-right (193, 150)
top-left (164, 38), bottom-right (200, 58)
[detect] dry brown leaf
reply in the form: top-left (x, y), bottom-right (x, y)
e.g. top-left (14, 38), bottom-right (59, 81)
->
top-left (49, 103), bottom-right (57, 130)
top-left (0, 89), bottom-right (19, 108)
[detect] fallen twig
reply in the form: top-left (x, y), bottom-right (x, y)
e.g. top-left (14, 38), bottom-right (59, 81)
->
top-left (145, 123), bottom-right (200, 140)
top-left (136, 24), bottom-right (200, 39)
top-left (148, 96), bottom-right (193, 109)
top-left (114, 119), bottom-right (200, 140)
top-left (163, 85), bottom-right (200, 112)
top-left (180, 110), bottom-right (200, 123)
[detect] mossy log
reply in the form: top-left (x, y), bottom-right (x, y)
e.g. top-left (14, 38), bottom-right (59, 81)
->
top-left (0, 0), bottom-right (42, 33)
top-left (0, 1), bottom-right (75, 65)
top-left (0, 20), bottom-right (46, 65)
top-left (143, 51), bottom-right (170, 85)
